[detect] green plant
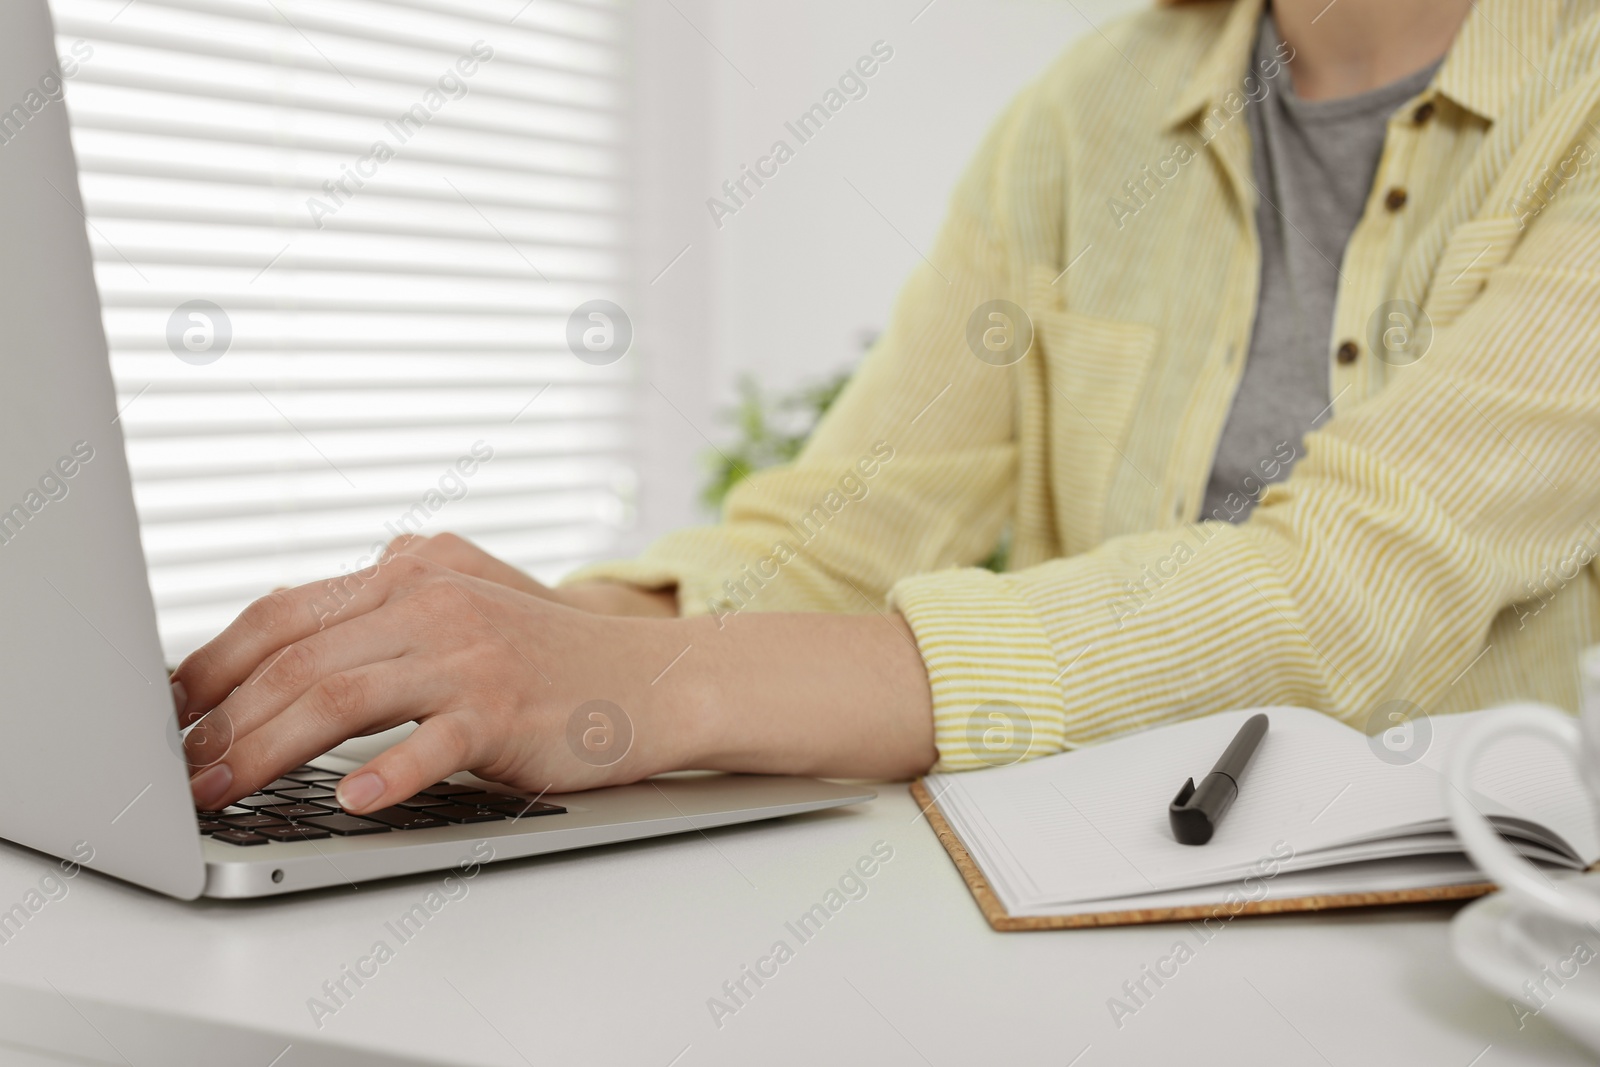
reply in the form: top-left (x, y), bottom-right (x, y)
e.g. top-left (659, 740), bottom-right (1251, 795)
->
top-left (701, 368), bottom-right (1010, 572)
top-left (701, 371), bottom-right (851, 511)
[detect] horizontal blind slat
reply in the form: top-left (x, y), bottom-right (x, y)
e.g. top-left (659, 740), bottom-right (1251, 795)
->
top-left (67, 69), bottom-right (622, 144)
top-left (126, 439), bottom-right (633, 482)
top-left (73, 151), bottom-right (628, 214)
top-left (144, 500), bottom-right (621, 566)
top-left (54, 16), bottom-right (625, 110)
top-left (59, 0), bottom-right (625, 74)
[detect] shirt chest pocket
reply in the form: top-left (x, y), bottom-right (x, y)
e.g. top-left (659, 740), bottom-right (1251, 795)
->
top-left (1033, 309), bottom-right (1159, 551)
top-left (1422, 216), bottom-right (1523, 328)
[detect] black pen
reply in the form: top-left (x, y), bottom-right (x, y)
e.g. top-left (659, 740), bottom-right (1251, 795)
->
top-left (1168, 713), bottom-right (1269, 845)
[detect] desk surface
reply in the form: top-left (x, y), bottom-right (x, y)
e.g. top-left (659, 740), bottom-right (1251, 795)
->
top-left (0, 783), bottom-right (1587, 1067)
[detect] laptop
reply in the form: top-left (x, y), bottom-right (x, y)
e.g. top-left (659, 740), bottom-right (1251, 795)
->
top-left (0, 0), bottom-right (873, 899)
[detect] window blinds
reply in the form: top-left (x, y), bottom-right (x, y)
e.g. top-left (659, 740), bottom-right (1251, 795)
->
top-left (50, 0), bottom-right (635, 661)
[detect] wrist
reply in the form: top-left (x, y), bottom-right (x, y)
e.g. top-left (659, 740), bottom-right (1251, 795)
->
top-left (656, 615), bottom-right (740, 770)
top-left (616, 615), bottom-right (716, 777)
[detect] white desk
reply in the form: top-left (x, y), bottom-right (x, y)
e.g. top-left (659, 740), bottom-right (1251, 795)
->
top-left (0, 784), bottom-right (1588, 1067)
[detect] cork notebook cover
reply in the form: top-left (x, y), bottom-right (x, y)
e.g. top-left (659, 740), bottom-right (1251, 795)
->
top-left (910, 706), bottom-right (1598, 931)
top-left (911, 779), bottom-right (1499, 931)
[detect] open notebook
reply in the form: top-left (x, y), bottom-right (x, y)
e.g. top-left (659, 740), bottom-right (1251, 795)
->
top-left (920, 705), bottom-right (1600, 928)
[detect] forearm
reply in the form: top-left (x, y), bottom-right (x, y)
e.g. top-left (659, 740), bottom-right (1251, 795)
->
top-left (661, 612), bottom-right (937, 780)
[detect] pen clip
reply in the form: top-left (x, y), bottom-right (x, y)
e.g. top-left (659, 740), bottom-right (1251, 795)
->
top-left (1170, 777), bottom-right (1197, 809)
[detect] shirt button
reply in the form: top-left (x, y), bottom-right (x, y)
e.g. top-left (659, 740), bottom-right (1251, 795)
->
top-left (1412, 100), bottom-right (1435, 125)
top-left (1384, 186), bottom-right (1409, 212)
top-left (1336, 340), bottom-right (1360, 364)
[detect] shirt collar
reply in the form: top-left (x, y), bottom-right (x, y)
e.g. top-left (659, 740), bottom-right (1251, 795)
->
top-left (1160, 0), bottom-right (1562, 132)
top-left (1161, 0), bottom-right (1268, 132)
top-left (1431, 0), bottom-right (1561, 123)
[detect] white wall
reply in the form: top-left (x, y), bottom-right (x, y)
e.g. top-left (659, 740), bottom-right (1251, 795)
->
top-left (622, 0), bottom-right (1142, 552)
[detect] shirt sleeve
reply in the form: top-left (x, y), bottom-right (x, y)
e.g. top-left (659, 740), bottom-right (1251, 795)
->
top-left (895, 182), bottom-right (1600, 769)
top-left (566, 83), bottom-right (1067, 619)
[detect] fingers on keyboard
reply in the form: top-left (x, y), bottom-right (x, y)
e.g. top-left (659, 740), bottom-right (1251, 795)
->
top-left (203, 781), bottom-right (565, 844)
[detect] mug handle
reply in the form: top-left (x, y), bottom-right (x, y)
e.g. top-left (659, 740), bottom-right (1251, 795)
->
top-left (1446, 704), bottom-right (1600, 925)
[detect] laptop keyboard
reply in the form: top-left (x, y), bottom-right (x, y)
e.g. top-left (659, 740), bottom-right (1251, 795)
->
top-left (197, 766), bottom-right (565, 845)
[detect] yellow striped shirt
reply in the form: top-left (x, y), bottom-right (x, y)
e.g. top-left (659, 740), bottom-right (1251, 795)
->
top-left (571, 0), bottom-right (1600, 770)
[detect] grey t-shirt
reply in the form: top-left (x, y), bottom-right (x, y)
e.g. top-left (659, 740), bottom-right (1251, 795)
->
top-left (1200, 15), bottom-right (1440, 523)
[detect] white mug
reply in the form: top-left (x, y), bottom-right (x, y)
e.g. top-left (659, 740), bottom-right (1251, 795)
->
top-left (1446, 647), bottom-right (1600, 926)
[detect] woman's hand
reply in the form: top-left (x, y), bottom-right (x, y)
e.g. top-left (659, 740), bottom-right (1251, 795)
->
top-left (381, 532), bottom-right (551, 598)
top-left (385, 532), bottom-right (679, 618)
top-left (173, 551), bottom-right (939, 814)
top-left (174, 553), bottom-right (696, 814)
